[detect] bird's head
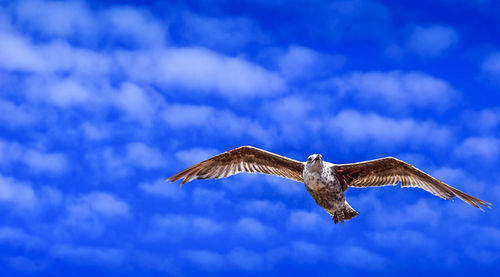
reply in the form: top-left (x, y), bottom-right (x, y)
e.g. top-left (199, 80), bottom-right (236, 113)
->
top-left (306, 154), bottom-right (323, 172)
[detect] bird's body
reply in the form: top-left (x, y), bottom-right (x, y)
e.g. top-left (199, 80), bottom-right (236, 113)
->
top-left (302, 155), bottom-right (358, 223)
top-left (168, 146), bottom-right (490, 224)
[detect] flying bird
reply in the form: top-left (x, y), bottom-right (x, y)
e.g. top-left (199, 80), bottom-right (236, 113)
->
top-left (168, 146), bottom-right (490, 223)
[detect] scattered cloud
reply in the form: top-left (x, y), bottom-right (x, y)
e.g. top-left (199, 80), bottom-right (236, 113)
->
top-left (161, 103), bottom-right (273, 144)
top-left (240, 199), bottom-right (286, 218)
top-left (369, 230), bottom-right (434, 248)
top-left (226, 248), bottom-right (265, 270)
top-left (113, 83), bottom-right (165, 125)
top-left (481, 52), bottom-right (500, 80)
top-left (406, 25), bottom-right (459, 57)
top-left (0, 0), bottom-right (498, 275)
top-left (335, 245), bottom-right (387, 270)
top-left (139, 179), bottom-right (185, 200)
top-left (50, 244), bottom-right (126, 265)
top-left (327, 109), bottom-right (452, 148)
top-left (147, 214), bottom-right (224, 242)
top-left (0, 226), bottom-right (45, 249)
top-left (182, 249), bottom-right (225, 269)
top-left (117, 47), bottom-right (286, 99)
top-left (175, 147), bottom-right (219, 166)
top-left (0, 99), bottom-right (36, 127)
top-left (278, 45), bottom-right (345, 80)
top-left (15, 0), bottom-right (95, 38)
top-left (24, 149), bottom-right (68, 174)
top-left (329, 71), bottom-right (460, 111)
top-left (192, 187), bottom-right (229, 207)
top-left (0, 139), bottom-right (68, 175)
top-left (287, 209), bottom-right (333, 233)
top-left (0, 174), bottom-right (36, 209)
top-left (63, 191), bottom-right (131, 237)
top-left (462, 108), bottom-right (500, 132)
top-left (454, 136), bottom-right (500, 162)
top-left (178, 12), bottom-right (269, 51)
top-left (235, 217), bottom-right (274, 240)
top-left (125, 142), bottom-right (167, 169)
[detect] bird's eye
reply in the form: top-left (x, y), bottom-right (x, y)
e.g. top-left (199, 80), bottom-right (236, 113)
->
top-left (308, 157), bottom-right (312, 161)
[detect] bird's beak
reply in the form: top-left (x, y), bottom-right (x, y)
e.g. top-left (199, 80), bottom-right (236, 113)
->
top-left (314, 155), bottom-right (320, 161)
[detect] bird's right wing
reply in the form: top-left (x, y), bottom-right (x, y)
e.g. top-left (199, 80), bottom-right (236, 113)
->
top-left (168, 146), bottom-right (305, 185)
top-left (335, 157), bottom-right (491, 210)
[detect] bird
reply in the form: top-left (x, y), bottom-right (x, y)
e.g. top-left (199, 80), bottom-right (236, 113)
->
top-left (167, 146), bottom-right (491, 224)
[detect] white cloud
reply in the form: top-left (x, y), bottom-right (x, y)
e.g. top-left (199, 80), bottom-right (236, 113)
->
top-left (264, 174), bottom-right (307, 196)
top-left (161, 103), bottom-right (273, 144)
top-left (179, 12), bottom-right (269, 51)
top-left (235, 217), bottom-right (273, 240)
top-left (406, 25), bottom-right (459, 57)
top-left (290, 240), bottom-right (324, 261)
top-left (125, 142), bottom-right (167, 169)
top-left (182, 249), bottom-right (225, 269)
top-left (0, 139), bottom-right (68, 175)
top-left (327, 109), bottom-right (452, 148)
top-left (481, 52), bottom-right (500, 79)
top-left (358, 193), bottom-right (442, 228)
top-left (335, 245), bottom-right (387, 270)
top-left (0, 175), bottom-right (36, 209)
top-left (227, 248), bottom-right (264, 270)
top-left (113, 83), bottom-right (165, 125)
top-left (15, 0), bottom-right (166, 48)
top-left (454, 136), bottom-right (500, 162)
top-left (105, 6), bottom-right (167, 48)
top-left (7, 256), bottom-right (46, 272)
top-left (88, 143), bottom-right (166, 179)
top-left (369, 230), bottom-right (433, 248)
top-left (287, 209), bottom-right (333, 233)
top-left (24, 149), bottom-right (68, 174)
top-left (0, 30), bottom-right (47, 72)
top-left (80, 122), bottom-right (110, 141)
top-left (67, 191), bottom-right (130, 219)
top-left (240, 199), bottom-right (286, 218)
top-left (192, 187), bottom-right (229, 207)
top-left (24, 76), bottom-right (94, 108)
top-left (175, 147), bottom-right (219, 166)
top-left (0, 99), bottom-right (36, 127)
top-left (117, 47), bottom-right (286, 98)
top-left (279, 45), bottom-right (345, 79)
top-left (463, 108), bottom-right (500, 132)
top-left (63, 191), bottom-right (130, 236)
top-left (139, 179), bottom-right (185, 200)
top-left (51, 244), bottom-right (126, 265)
top-left (0, 226), bottom-right (45, 249)
top-left (16, 0), bottom-right (95, 38)
top-left (0, 29), bottom-right (111, 76)
top-left (147, 214), bottom-right (224, 242)
top-left (330, 71), bottom-right (459, 111)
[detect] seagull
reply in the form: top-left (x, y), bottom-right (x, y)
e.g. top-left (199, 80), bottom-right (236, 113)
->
top-left (168, 146), bottom-right (491, 223)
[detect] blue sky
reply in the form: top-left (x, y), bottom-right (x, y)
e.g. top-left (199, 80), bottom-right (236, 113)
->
top-left (1, 0), bottom-right (500, 275)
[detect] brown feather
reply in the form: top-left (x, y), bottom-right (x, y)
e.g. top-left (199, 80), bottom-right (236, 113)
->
top-left (167, 146), bottom-right (305, 185)
top-left (335, 157), bottom-right (491, 210)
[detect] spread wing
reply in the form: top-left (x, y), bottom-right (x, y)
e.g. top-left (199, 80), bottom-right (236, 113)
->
top-left (168, 146), bottom-right (305, 185)
top-left (335, 157), bottom-right (491, 210)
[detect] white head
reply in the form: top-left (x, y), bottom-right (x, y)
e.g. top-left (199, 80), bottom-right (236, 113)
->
top-left (306, 154), bottom-right (323, 172)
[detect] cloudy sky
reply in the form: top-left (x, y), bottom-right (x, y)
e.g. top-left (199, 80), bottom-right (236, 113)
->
top-left (1, 0), bottom-right (500, 275)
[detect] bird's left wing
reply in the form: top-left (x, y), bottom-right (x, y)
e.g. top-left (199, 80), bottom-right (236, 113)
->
top-left (168, 146), bottom-right (305, 185)
top-left (335, 157), bottom-right (491, 210)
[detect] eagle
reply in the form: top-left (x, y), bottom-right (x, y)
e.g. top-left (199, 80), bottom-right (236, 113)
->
top-left (168, 146), bottom-right (490, 223)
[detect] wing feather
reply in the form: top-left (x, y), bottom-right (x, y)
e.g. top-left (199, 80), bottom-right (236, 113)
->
top-left (335, 157), bottom-right (491, 210)
top-left (168, 146), bottom-right (305, 185)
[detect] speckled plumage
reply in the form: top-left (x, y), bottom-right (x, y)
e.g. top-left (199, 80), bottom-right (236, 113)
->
top-left (168, 146), bottom-right (490, 224)
top-left (303, 154), bottom-right (358, 223)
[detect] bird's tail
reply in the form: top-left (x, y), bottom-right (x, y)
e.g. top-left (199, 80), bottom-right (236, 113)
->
top-left (331, 202), bottom-right (359, 224)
